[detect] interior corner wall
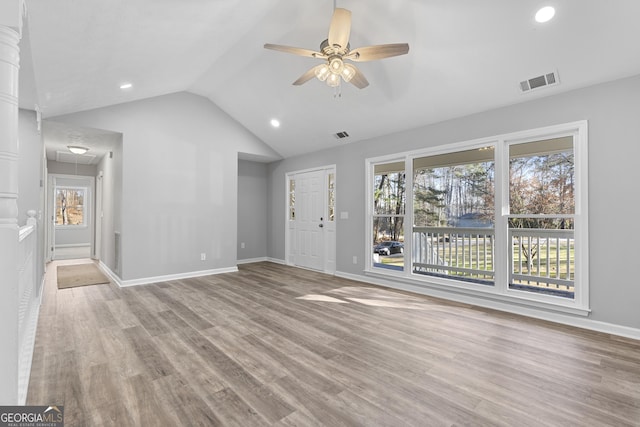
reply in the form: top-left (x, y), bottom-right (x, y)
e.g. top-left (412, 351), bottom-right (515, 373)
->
top-left (267, 74), bottom-right (640, 331)
top-left (17, 108), bottom-right (45, 283)
top-left (237, 159), bottom-right (268, 261)
top-left (18, 109), bottom-right (43, 225)
top-left (52, 92), bottom-right (271, 281)
top-left (96, 137), bottom-right (122, 275)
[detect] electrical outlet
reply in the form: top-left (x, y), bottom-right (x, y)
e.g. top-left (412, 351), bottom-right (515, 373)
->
top-left (200, 253), bottom-right (206, 261)
top-left (241, 242), bottom-right (245, 249)
top-left (352, 256), bottom-right (357, 264)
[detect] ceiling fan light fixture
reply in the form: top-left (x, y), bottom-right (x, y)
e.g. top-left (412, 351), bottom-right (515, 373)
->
top-left (326, 73), bottom-right (341, 87)
top-left (329, 57), bottom-right (345, 74)
top-left (341, 64), bottom-right (356, 82)
top-left (264, 8), bottom-right (409, 91)
top-left (68, 145), bottom-right (89, 155)
top-left (315, 64), bottom-right (330, 81)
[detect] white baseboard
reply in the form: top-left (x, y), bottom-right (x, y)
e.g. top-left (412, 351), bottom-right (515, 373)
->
top-left (99, 262), bottom-right (239, 288)
top-left (334, 270), bottom-right (640, 341)
top-left (98, 261), bottom-right (123, 287)
top-left (266, 257), bottom-right (286, 265)
top-left (237, 257), bottom-right (268, 265)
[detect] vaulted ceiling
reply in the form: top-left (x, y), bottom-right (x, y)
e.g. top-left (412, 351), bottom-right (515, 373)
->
top-left (20, 0), bottom-right (640, 159)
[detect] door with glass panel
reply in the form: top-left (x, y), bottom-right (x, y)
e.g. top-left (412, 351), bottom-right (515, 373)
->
top-left (287, 167), bottom-right (336, 273)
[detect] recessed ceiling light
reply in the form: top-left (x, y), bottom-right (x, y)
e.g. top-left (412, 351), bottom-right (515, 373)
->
top-left (535, 6), bottom-right (555, 23)
top-left (119, 83), bottom-right (133, 90)
top-left (270, 119), bottom-right (280, 128)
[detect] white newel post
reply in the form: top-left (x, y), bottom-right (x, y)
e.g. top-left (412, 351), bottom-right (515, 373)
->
top-left (0, 0), bottom-right (24, 405)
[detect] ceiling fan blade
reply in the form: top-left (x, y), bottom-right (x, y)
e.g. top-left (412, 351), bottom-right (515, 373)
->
top-left (328, 8), bottom-right (351, 50)
top-left (345, 43), bottom-right (409, 62)
top-left (348, 65), bottom-right (369, 89)
top-left (292, 65), bottom-right (323, 86)
top-left (264, 44), bottom-right (326, 59)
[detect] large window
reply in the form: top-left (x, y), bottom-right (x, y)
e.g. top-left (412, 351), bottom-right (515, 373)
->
top-left (367, 122), bottom-right (588, 312)
top-left (508, 137), bottom-right (575, 298)
top-left (56, 187), bottom-right (87, 226)
top-left (372, 162), bottom-right (405, 271)
top-left (412, 147), bottom-right (495, 284)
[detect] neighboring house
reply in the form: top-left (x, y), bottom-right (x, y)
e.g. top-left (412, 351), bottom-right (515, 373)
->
top-left (449, 213), bottom-right (494, 229)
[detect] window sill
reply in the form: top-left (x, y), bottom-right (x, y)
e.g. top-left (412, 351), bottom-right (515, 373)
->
top-left (55, 225), bottom-right (88, 229)
top-left (363, 268), bottom-right (591, 317)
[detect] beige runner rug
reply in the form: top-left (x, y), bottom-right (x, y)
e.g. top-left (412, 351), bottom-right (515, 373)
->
top-left (57, 263), bottom-right (110, 289)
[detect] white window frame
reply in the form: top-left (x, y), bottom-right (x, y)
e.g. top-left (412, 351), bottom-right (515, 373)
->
top-left (365, 121), bottom-right (589, 315)
top-left (55, 185), bottom-right (89, 228)
top-left (368, 156), bottom-right (408, 272)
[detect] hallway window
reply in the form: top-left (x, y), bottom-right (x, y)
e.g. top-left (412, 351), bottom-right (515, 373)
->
top-left (56, 187), bottom-right (86, 226)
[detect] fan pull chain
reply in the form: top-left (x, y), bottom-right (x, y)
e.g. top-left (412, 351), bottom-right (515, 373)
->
top-left (334, 83), bottom-right (342, 99)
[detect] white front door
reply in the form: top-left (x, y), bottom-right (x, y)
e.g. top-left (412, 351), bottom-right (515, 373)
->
top-left (294, 170), bottom-right (324, 271)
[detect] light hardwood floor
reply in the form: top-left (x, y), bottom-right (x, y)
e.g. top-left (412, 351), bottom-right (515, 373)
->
top-left (27, 260), bottom-right (640, 426)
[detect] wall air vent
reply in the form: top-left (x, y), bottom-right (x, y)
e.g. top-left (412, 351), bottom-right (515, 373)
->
top-left (334, 131), bottom-right (350, 139)
top-left (519, 71), bottom-right (559, 93)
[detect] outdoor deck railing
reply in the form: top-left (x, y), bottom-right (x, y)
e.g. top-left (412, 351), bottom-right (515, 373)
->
top-left (509, 228), bottom-right (574, 292)
top-left (412, 226), bottom-right (575, 294)
top-left (412, 227), bottom-right (495, 283)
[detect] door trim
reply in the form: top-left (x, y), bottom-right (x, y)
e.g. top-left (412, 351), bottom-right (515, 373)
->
top-left (285, 165), bottom-right (336, 274)
top-left (48, 173), bottom-right (96, 261)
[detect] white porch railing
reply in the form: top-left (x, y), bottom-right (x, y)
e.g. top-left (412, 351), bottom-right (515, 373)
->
top-left (412, 227), bottom-right (495, 283)
top-left (509, 228), bottom-right (574, 293)
top-left (412, 226), bottom-right (575, 296)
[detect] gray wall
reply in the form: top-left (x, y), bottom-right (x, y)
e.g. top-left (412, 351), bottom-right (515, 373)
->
top-left (96, 138), bottom-right (123, 274)
top-left (267, 74), bottom-right (640, 330)
top-left (47, 160), bottom-right (97, 177)
top-left (238, 159), bottom-right (268, 261)
top-left (54, 92), bottom-right (279, 281)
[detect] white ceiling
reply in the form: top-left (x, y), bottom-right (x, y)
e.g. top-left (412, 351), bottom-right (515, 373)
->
top-left (43, 121), bottom-right (121, 165)
top-left (21, 0), bottom-right (640, 160)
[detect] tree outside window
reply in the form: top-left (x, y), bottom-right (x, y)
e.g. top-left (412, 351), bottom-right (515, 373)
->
top-left (56, 187), bottom-right (86, 226)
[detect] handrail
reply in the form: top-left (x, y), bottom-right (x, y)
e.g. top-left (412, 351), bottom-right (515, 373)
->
top-left (18, 224), bottom-right (34, 242)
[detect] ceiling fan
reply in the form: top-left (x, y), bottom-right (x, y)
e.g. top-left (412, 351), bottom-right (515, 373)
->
top-left (264, 7), bottom-right (409, 89)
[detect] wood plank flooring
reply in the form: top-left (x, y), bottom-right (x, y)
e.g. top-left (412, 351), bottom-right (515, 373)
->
top-left (27, 260), bottom-right (640, 426)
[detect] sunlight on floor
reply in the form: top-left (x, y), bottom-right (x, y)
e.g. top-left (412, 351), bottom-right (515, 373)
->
top-left (295, 294), bottom-right (348, 303)
top-left (295, 286), bottom-right (440, 310)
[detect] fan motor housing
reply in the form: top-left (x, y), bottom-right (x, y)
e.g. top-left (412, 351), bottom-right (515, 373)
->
top-left (320, 39), bottom-right (350, 56)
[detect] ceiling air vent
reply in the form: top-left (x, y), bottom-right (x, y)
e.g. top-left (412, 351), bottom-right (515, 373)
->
top-left (519, 71), bottom-right (559, 93)
top-left (334, 131), bottom-right (350, 140)
top-left (56, 151), bottom-right (96, 165)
